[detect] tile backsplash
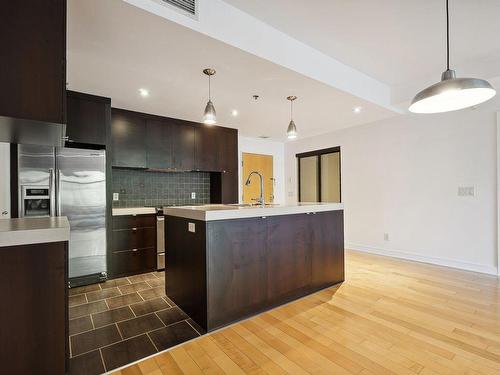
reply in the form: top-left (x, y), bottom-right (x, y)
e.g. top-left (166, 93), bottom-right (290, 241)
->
top-left (112, 168), bottom-right (210, 208)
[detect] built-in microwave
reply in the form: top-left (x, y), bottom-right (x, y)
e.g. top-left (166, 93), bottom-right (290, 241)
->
top-left (21, 186), bottom-right (51, 217)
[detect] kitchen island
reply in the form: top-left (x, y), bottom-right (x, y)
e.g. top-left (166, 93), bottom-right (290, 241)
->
top-left (165, 203), bottom-right (344, 332)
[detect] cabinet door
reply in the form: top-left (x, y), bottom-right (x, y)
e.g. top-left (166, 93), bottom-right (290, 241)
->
top-left (221, 170), bottom-right (238, 204)
top-left (172, 122), bottom-right (195, 170)
top-left (66, 91), bottom-right (109, 145)
top-left (207, 217), bottom-right (268, 328)
top-left (267, 214), bottom-right (312, 299)
top-left (194, 126), bottom-right (221, 171)
top-left (111, 110), bottom-right (147, 168)
top-left (0, 1), bottom-right (66, 124)
top-left (311, 211), bottom-right (345, 287)
top-left (146, 119), bottom-right (173, 169)
top-left (219, 128), bottom-right (238, 173)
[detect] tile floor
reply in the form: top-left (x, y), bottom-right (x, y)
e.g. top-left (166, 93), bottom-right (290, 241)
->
top-left (68, 271), bottom-right (204, 375)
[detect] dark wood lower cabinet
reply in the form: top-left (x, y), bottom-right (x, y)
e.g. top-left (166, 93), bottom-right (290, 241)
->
top-left (0, 241), bottom-right (68, 374)
top-left (166, 210), bottom-right (344, 332)
top-left (110, 248), bottom-right (156, 277)
top-left (110, 214), bottom-right (156, 277)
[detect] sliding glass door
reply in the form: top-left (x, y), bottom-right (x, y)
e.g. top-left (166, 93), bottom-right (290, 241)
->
top-left (297, 147), bottom-right (341, 203)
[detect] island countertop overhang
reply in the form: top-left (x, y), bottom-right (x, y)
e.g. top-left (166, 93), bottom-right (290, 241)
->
top-left (164, 203), bottom-right (344, 221)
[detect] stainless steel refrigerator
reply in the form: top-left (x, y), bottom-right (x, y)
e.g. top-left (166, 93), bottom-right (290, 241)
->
top-left (18, 144), bottom-right (107, 286)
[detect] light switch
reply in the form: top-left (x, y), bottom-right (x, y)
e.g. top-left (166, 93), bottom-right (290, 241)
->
top-left (113, 193), bottom-right (119, 201)
top-left (188, 222), bottom-right (196, 233)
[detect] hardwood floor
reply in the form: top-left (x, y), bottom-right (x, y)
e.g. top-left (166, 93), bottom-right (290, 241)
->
top-left (111, 250), bottom-right (500, 375)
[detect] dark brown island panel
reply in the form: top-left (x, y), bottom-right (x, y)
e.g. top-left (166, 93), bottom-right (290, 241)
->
top-left (166, 208), bottom-right (344, 332)
top-left (0, 240), bottom-right (68, 374)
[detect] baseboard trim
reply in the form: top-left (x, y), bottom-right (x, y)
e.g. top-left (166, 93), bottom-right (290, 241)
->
top-left (346, 243), bottom-right (498, 276)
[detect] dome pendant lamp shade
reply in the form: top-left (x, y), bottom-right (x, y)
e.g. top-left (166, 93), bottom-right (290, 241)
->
top-left (286, 96), bottom-right (298, 139)
top-left (409, 0), bottom-right (495, 114)
top-left (202, 68), bottom-right (217, 125)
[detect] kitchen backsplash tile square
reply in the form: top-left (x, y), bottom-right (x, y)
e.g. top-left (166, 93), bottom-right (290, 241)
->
top-left (112, 168), bottom-right (210, 208)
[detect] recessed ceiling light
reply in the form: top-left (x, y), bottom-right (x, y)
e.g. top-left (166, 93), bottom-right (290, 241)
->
top-left (353, 106), bottom-right (362, 113)
top-left (138, 88), bottom-right (149, 97)
top-left (231, 109), bottom-right (239, 117)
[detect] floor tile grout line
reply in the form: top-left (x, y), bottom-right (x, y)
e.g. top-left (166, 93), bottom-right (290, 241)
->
top-left (115, 322), bottom-right (124, 340)
top-left (146, 331), bottom-right (160, 352)
top-left (99, 348), bottom-right (107, 373)
top-left (185, 318), bottom-right (203, 336)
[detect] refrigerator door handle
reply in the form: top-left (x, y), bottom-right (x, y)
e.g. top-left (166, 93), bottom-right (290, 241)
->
top-left (49, 168), bottom-right (55, 217)
top-left (56, 170), bottom-right (62, 216)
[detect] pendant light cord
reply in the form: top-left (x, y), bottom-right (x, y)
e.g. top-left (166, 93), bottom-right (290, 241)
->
top-left (446, 0), bottom-right (450, 70)
top-left (290, 100), bottom-right (293, 120)
top-left (208, 75), bottom-right (211, 101)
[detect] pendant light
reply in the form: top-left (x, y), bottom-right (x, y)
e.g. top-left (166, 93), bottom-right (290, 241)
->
top-left (409, 0), bottom-right (495, 114)
top-left (286, 95), bottom-right (298, 139)
top-left (202, 68), bottom-right (217, 125)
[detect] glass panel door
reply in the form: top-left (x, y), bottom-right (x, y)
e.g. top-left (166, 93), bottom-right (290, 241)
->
top-left (299, 156), bottom-right (319, 202)
top-left (320, 152), bottom-right (341, 202)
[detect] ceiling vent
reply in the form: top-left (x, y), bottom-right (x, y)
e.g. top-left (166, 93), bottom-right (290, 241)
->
top-left (160, 0), bottom-right (197, 17)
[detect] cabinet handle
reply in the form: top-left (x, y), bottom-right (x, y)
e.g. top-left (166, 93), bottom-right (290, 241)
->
top-left (132, 248), bottom-right (138, 252)
top-left (132, 227), bottom-right (137, 231)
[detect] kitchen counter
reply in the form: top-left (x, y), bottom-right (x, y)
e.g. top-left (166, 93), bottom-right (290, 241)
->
top-left (0, 216), bottom-right (70, 247)
top-left (112, 207), bottom-right (156, 216)
top-left (165, 202), bottom-right (344, 221)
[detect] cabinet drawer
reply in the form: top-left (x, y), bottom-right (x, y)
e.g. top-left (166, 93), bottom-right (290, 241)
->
top-left (112, 214), bottom-right (156, 230)
top-left (111, 247), bottom-right (156, 277)
top-left (112, 227), bottom-right (156, 252)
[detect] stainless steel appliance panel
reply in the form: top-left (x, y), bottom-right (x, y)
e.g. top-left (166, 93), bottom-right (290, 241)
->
top-left (18, 144), bottom-right (55, 217)
top-left (56, 147), bottom-right (107, 279)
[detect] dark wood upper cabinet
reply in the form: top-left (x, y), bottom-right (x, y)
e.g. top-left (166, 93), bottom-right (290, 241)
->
top-left (171, 122), bottom-right (195, 171)
top-left (146, 119), bottom-right (173, 169)
top-left (66, 91), bottom-right (110, 146)
top-left (219, 128), bottom-right (238, 172)
top-left (194, 125), bottom-right (238, 173)
top-left (111, 109), bottom-right (147, 168)
top-left (194, 126), bottom-right (222, 171)
top-left (0, 1), bottom-right (66, 124)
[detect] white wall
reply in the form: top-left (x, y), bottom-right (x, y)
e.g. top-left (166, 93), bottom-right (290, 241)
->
top-left (238, 136), bottom-right (285, 204)
top-left (0, 142), bottom-right (10, 219)
top-left (285, 110), bottom-right (498, 275)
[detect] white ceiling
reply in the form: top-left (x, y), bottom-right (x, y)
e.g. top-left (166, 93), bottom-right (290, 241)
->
top-left (67, 0), bottom-right (396, 141)
top-left (223, 0), bottom-right (500, 87)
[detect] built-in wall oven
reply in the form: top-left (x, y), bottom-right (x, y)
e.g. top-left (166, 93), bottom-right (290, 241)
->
top-left (156, 208), bottom-right (165, 271)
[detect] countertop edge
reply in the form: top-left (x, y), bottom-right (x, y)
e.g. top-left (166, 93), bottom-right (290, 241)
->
top-left (165, 204), bottom-right (344, 221)
top-left (112, 207), bottom-right (157, 216)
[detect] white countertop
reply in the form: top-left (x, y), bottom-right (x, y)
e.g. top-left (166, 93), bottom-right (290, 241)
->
top-left (112, 207), bottom-right (157, 216)
top-left (0, 217), bottom-right (70, 247)
top-left (165, 203), bottom-right (344, 221)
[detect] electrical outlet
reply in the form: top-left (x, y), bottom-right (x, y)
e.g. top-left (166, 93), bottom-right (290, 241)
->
top-left (113, 193), bottom-right (119, 201)
top-left (191, 192), bottom-right (196, 199)
top-left (188, 222), bottom-right (195, 232)
top-left (384, 233), bottom-right (389, 241)
top-left (458, 186), bottom-right (474, 197)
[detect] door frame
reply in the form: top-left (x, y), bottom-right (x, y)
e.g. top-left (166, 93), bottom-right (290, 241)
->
top-left (296, 146), bottom-right (341, 203)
